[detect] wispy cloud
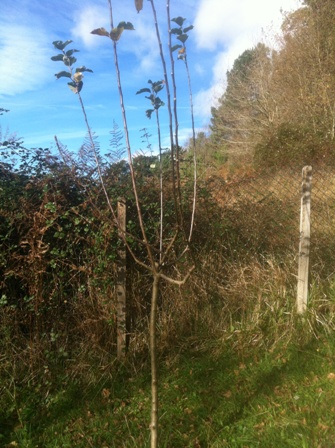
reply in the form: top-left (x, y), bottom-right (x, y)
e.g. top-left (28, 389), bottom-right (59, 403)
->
top-left (0, 24), bottom-right (52, 97)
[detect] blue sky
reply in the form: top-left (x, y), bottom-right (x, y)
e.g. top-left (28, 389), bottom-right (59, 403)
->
top-left (0, 0), bottom-right (300, 157)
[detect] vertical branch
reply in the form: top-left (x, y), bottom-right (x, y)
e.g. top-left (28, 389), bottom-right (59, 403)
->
top-left (180, 39), bottom-right (197, 243)
top-left (166, 1), bottom-right (182, 202)
top-left (107, 0), bottom-right (155, 268)
top-left (150, 273), bottom-right (160, 448)
top-left (155, 110), bottom-right (164, 263)
top-left (168, 9), bottom-right (197, 243)
top-left (117, 198), bottom-right (127, 358)
top-left (297, 165), bottom-right (312, 314)
top-left (149, 0), bottom-right (182, 227)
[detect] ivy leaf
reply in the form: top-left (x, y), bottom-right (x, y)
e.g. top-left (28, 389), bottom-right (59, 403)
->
top-left (184, 25), bottom-right (194, 33)
top-left (91, 27), bottom-right (110, 37)
top-left (170, 28), bottom-right (182, 35)
top-left (51, 54), bottom-right (64, 62)
top-left (171, 17), bottom-right (185, 27)
top-left (136, 88), bottom-right (151, 95)
top-left (52, 40), bottom-right (73, 50)
top-left (55, 71), bottom-right (71, 79)
top-left (171, 44), bottom-right (182, 52)
top-left (146, 109), bottom-right (155, 119)
top-left (76, 66), bottom-right (93, 73)
top-left (177, 34), bottom-right (189, 44)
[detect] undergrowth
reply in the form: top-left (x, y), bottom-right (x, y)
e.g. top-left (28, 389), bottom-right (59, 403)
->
top-left (1, 273), bottom-right (335, 447)
top-left (1, 166), bottom-right (335, 447)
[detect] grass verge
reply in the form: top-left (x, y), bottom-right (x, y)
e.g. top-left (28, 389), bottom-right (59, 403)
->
top-left (2, 314), bottom-right (335, 448)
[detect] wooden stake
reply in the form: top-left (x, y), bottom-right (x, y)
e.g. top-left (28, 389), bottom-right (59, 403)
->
top-left (297, 166), bottom-right (312, 314)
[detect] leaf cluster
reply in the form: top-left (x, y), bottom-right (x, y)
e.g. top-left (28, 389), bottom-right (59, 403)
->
top-left (170, 16), bottom-right (194, 59)
top-left (136, 80), bottom-right (165, 119)
top-left (51, 40), bottom-right (93, 93)
top-left (91, 22), bottom-right (135, 42)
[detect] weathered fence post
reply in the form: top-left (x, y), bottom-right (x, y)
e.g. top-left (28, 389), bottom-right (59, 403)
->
top-left (297, 166), bottom-right (312, 314)
top-left (117, 198), bottom-right (127, 358)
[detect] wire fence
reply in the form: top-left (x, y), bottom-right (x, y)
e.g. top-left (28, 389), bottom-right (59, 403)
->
top-left (210, 165), bottom-right (335, 280)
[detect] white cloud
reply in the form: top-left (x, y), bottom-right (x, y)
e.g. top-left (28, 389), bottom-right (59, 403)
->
top-left (192, 0), bottom-right (301, 121)
top-left (71, 3), bottom-right (160, 74)
top-left (126, 18), bottom-right (160, 73)
top-left (194, 0), bottom-right (301, 50)
top-left (71, 5), bottom-right (110, 48)
top-left (194, 85), bottom-right (223, 122)
top-left (0, 25), bottom-right (51, 97)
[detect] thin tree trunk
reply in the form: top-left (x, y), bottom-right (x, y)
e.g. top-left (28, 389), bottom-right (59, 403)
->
top-left (150, 273), bottom-right (160, 448)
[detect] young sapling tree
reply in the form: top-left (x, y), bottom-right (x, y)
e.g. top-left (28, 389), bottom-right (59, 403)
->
top-left (52, 1), bottom-right (197, 445)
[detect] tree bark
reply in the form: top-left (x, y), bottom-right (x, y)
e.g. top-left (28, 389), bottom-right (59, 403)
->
top-left (150, 273), bottom-right (160, 448)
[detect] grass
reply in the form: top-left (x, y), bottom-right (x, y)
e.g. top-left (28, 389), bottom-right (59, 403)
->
top-left (2, 309), bottom-right (335, 448)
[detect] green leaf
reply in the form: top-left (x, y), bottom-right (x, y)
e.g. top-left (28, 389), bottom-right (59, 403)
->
top-left (66, 56), bottom-right (77, 66)
top-left (118, 21), bottom-right (135, 31)
top-left (76, 66), bottom-right (93, 73)
top-left (76, 81), bottom-right (83, 93)
top-left (136, 88), bottom-right (151, 95)
top-left (68, 82), bottom-right (77, 93)
top-left (184, 25), bottom-right (194, 33)
top-left (154, 98), bottom-right (164, 109)
top-left (145, 94), bottom-right (155, 104)
top-left (52, 40), bottom-right (73, 50)
top-left (51, 54), bottom-right (65, 62)
top-left (171, 44), bottom-right (182, 52)
top-left (91, 27), bottom-right (110, 37)
top-left (171, 17), bottom-right (185, 27)
top-left (55, 71), bottom-right (71, 79)
top-left (65, 49), bottom-right (80, 56)
top-left (170, 28), bottom-right (182, 35)
top-left (146, 109), bottom-right (154, 119)
top-left (177, 34), bottom-right (189, 43)
top-left (152, 81), bottom-right (164, 93)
